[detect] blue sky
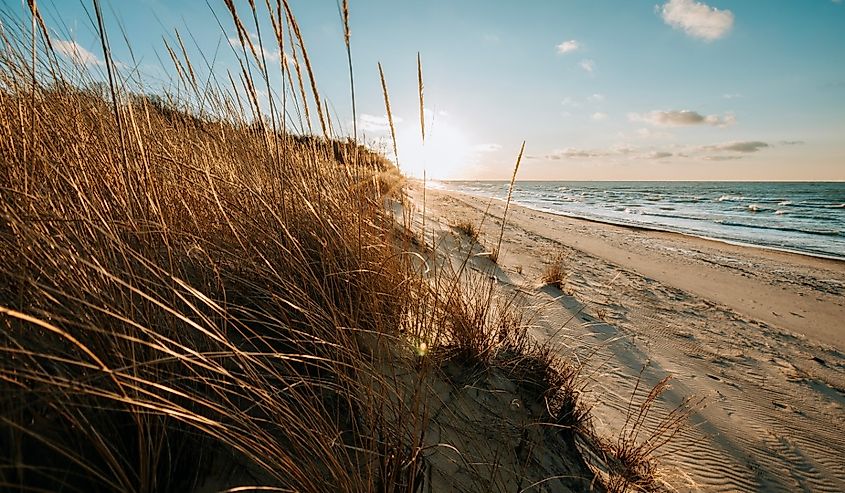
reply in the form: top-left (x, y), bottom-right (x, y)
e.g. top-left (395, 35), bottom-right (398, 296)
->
top-left (4, 0), bottom-right (845, 180)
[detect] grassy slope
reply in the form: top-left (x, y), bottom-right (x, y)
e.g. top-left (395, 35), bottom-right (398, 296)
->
top-left (0, 3), bottom-right (672, 491)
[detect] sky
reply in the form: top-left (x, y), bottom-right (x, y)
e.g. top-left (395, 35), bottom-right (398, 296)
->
top-left (3, 0), bottom-right (845, 180)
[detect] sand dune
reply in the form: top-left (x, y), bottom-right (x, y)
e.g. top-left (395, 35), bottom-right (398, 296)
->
top-left (418, 185), bottom-right (845, 492)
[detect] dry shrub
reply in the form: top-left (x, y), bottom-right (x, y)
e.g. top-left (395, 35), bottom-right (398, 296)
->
top-left (596, 307), bottom-right (609, 321)
top-left (542, 255), bottom-right (568, 289)
top-left (452, 219), bottom-right (480, 242)
top-left (583, 371), bottom-right (703, 493)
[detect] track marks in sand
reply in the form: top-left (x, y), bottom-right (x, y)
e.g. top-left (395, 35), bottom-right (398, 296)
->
top-left (529, 260), bottom-right (845, 491)
top-left (427, 189), bottom-right (845, 491)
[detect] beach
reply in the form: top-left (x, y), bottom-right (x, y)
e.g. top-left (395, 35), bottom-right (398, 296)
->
top-left (417, 184), bottom-right (845, 492)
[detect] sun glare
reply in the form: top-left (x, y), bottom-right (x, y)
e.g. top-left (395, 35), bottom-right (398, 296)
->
top-left (396, 118), bottom-right (472, 180)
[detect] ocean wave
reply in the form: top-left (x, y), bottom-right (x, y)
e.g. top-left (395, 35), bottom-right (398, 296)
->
top-left (445, 182), bottom-right (845, 259)
top-left (717, 220), bottom-right (842, 237)
top-left (639, 211), bottom-right (713, 222)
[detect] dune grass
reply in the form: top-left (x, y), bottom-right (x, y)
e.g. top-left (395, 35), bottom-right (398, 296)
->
top-left (542, 255), bottom-right (569, 290)
top-left (0, 2), bottom-right (684, 491)
top-left (451, 219), bottom-right (481, 243)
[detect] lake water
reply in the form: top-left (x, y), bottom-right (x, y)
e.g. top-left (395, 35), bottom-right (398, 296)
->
top-left (435, 181), bottom-right (845, 260)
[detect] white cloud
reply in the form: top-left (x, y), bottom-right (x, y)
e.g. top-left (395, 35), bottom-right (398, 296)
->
top-left (628, 109), bottom-right (735, 127)
top-left (54, 40), bottom-right (103, 66)
top-left (587, 93), bottom-right (605, 103)
top-left (534, 139), bottom-right (772, 163)
top-left (722, 93), bottom-right (742, 99)
top-left (703, 141), bottom-right (769, 153)
top-left (591, 112), bottom-right (608, 121)
top-left (556, 40), bottom-right (580, 54)
top-left (543, 148), bottom-right (610, 160)
top-left (579, 59), bottom-right (595, 73)
top-left (359, 113), bottom-right (402, 133)
top-left (228, 33), bottom-right (281, 62)
top-left (659, 0), bottom-right (734, 41)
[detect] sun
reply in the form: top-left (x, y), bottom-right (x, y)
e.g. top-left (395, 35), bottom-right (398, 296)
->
top-left (395, 118), bottom-right (472, 180)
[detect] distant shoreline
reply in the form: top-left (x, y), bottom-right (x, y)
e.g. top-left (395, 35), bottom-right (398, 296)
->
top-left (434, 179), bottom-right (845, 184)
top-left (425, 185), bottom-right (845, 350)
top-left (426, 180), bottom-right (845, 263)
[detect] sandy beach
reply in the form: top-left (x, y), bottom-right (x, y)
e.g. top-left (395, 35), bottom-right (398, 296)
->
top-left (417, 185), bottom-right (845, 492)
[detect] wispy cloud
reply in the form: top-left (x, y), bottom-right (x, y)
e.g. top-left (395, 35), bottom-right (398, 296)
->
top-left (628, 110), bottom-right (735, 127)
top-left (722, 93), bottom-right (742, 99)
top-left (591, 112), bottom-right (608, 121)
top-left (228, 33), bottom-right (282, 62)
top-left (702, 141), bottom-right (769, 153)
top-left (54, 40), bottom-right (103, 66)
top-left (541, 148), bottom-right (614, 160)
top-left (587, 93), bottom-right (605, 103)
top-left (659, 0), bottom-right (734, 41)
top-left (532, 140), bottom-right (773, 162)
top-left (359, 113), bottom-right (402, 133)
top-left (556, 39), bottom-right (580, 54)
top-left (537, 145), bottom-right (636, 160)
top-left (579, 59), bottom-right (595, 73)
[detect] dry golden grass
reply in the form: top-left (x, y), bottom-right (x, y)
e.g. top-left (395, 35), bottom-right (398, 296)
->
top-left (490, 141), bottom-right (525, 264)
top-left (0, 2), bottom-right (684, 491)
top-left (542, 256), bottom-right (568, 290)
top-left (452, 219), bottom-right (481, 242)
top-left (0, 6), bottom-right (416, 489)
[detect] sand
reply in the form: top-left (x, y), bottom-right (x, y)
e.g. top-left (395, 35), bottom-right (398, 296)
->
top-left (414, 185), bottom-right (845, 492)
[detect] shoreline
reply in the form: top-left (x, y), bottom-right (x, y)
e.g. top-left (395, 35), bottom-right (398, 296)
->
top-left (423, 186), bottom-right (845, 351)
top-left (427, 182), bottom-right (845, 263)
top-left (418, 184), bottom-right (845, 491)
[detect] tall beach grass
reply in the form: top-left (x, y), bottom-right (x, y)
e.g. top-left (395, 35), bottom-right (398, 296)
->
top-left (0, 2), bottom-right (686, 491)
